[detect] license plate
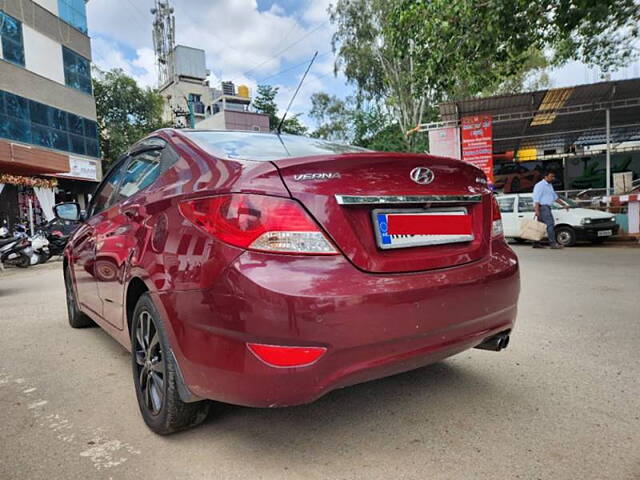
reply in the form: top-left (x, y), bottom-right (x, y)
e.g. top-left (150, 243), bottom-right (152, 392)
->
top-left (373, 208), bottom-right (473, 250)
top-left (597, 229), bottom-right (612, 237)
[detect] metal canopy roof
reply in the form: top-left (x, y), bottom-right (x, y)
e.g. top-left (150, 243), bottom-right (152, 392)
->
top-left (434, 78), bottom-right (640, 155)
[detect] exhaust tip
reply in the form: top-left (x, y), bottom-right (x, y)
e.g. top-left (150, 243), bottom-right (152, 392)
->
top-left (474, 331), bottom-right (510, 352)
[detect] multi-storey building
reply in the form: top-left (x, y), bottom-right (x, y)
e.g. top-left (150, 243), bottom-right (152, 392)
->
top-left (158, 45), bottom-right (270, 132)
top-left (0, 0), bottom-right (101, 227)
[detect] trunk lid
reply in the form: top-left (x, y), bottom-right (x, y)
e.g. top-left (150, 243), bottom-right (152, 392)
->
top-left (273, 152), bottom-right (493, 273)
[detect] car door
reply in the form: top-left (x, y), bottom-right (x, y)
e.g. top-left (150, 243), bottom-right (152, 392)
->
top-left (70, 158), bottom-right (130, 318)
top-left (497, 196), bottom-right (518, 237)
top-left (94, 146), bottom-right (163, 329)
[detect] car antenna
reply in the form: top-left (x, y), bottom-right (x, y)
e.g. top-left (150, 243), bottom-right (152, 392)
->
top-left (276, 51), bottom-right (318, 135)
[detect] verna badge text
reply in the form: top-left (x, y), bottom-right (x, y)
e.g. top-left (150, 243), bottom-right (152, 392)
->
top-left (293, 173), bottom-right (342, 181)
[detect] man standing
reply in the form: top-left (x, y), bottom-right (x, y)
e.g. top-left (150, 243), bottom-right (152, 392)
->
top-left (532, 170), bottom-right (570, 249)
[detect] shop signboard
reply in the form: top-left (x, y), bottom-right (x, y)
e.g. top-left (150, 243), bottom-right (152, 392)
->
top-left (428, 127), bottom-right (461, 159)
top-left (59, 156), bottom-right (99, 181)
top-left (461, 115), bottom-right (493, 183)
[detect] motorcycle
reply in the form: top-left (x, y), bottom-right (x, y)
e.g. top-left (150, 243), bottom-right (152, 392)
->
top-left (29, 230), bottom-right (51, 265)
top-left (0, 222), bottom-right (33, 269)
top-left (40, 216), bottom-right (78, 257)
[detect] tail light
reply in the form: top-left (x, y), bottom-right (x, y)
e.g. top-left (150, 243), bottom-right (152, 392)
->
top-left (247, 343), bottom-right (327, 368)
top-left (179, 194), bottom-right (338, 255)
top-left (491, 195), bottom-right (503, 238)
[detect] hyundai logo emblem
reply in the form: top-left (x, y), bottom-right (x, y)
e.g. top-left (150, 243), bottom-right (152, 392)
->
top-left (410, 167), bottom-right (435, 185)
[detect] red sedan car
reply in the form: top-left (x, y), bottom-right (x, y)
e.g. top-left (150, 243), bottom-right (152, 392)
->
top-left (57, 129), bottom-right (519, 434)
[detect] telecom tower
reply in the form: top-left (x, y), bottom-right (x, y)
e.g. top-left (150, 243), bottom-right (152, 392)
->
top-left (151, 0), bottom-right (175, 87)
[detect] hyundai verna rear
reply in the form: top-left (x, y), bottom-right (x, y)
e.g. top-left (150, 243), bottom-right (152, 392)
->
top-left (60, 129), bottom-right (519, 434)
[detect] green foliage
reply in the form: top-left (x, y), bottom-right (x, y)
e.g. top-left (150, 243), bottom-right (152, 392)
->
top-left (252, 84), bottom-right (279, 128)
top-left (309, 92), bottom-right (353, 142)
top-left (253, 84), bottom-right (308, 135)
top-left (93, 68), bottom-right (166, 166)
top-left (309, 91), bottom-right (428, 152)
top-left (330, 0), bottom-right (640, 137)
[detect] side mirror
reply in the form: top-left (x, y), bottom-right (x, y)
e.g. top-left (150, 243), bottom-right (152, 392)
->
top-left (53, 202), bottom-right (82, 222)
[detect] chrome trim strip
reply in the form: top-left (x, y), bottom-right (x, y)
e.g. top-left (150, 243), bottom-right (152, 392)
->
top-left (335, 194), bottom-right (482, 205)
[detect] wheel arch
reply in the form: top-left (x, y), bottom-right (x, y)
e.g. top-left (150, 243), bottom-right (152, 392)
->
top-left (125, 277), bottom-right (150, 337)
top-left (554, 223), bottom-right (575, 230)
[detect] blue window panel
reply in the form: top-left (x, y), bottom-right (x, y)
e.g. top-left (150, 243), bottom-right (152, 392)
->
top-left (69, 133), bottom-right (86, 155)
top-left (1, 12), bottom-right (25, 67)
top-left (2, 116), bottom-right (32, 143)
top-left (0, 114), bottom-right (11, 139)
top-left (2, 38), bottom-right (25, 66)
top-left (51, 109), bottom-right (68, 131)
top-left (67, 113), bottom-right (85, 136)
top-left (58, 2), bottom-right (70, 23)
top-left (1, 12), bottom-right (22, 42)
top-left (5, 92), bottom-right (28, 120)
top-left (0, 89), bottom-right (99, 158)
top-left (32, 125), bottom-right (68, 151)
top-left (57, 0), bottom-right (88, 34)
top-left (83, 119), bottom-right (97, 138)
top-left (78, 74), bottom-right (92, 94)
top-left (85, 138), bottom-right (99, 158)
top-left (31, 125), bottom-right (55, 148)
top-left (29, 101), bottom-right (49, 126)
top-left (62, 46), bottom-right (92, 94)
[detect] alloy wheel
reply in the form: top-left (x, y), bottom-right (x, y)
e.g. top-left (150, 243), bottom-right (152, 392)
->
top-left (134, 311), bottom-right (166, 416)
top-left (557, 231), bottom-right (571, 246)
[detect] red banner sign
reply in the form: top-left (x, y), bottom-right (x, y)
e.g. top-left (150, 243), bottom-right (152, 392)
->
top-left (461, 115), bottom-right (493, 183)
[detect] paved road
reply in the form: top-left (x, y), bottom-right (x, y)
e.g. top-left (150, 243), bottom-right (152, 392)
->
top-left (0, 246), bottom-right (639, 480)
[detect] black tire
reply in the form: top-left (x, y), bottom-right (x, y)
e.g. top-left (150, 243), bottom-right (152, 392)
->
top-left (131, 293), bottom-right (210, 435)
top-left (555, 226), bottom-right (576, 247)
top-left (511, 237), bottom-right (527, 244)
top-left (16, 255), bottom-right (30, 268)
top-left (64, 267), bottom-right (94, 328)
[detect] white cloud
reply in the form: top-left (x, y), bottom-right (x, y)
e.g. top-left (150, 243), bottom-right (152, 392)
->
top-left (91, 37), bottom-right (157, 88)
top-left (87, 0), bottom-right (346, 125)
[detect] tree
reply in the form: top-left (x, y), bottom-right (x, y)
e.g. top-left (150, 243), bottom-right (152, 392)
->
top-left (309, 92), bottom-right (353, 142)
top-left (252, 84), bottom-right (308, 135)
top-left (93, 68), bottom-right (166, 166)
top-left (309, 91), bottom-right (428, 152)
top-left (330, 0), bottom-right (640, 140)
top-left (252, 84), bottom-right (279, 128)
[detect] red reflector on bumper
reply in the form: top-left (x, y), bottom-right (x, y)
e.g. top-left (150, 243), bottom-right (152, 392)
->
top-left (387, 214), bottom-right (472, 235)
top-left (247, 343), bottom-right (327, 367)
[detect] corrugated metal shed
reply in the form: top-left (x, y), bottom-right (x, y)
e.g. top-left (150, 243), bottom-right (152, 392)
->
top-left (438, 78), bottom-right (640, 154)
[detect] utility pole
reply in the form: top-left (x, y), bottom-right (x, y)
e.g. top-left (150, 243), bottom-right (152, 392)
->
top-left (186, 97), bottom-right (195, 128)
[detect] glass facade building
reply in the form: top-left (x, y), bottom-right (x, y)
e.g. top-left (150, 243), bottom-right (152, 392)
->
top-left (0, 11), bottom-right (25, 66)
top-left (0, 90), bottom-right (100, 158)
top-left (57, 0), bottom-right (88, 34)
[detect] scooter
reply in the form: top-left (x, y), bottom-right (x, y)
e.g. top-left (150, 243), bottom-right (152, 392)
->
top-left (0, 223), bottom-right (33, 269)
top-left (29, 231), bottom-right (51, 265)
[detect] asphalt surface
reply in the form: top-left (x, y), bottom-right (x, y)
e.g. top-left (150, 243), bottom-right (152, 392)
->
top-left (0, 245), bottom-right (639, 480)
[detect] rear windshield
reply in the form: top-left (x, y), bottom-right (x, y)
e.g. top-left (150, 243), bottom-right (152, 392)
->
top-left (184, 131), bottom-right (368, 161)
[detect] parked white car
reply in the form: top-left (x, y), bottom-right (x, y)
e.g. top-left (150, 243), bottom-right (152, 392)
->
top-left (497, 193), bottom-right (619, 246)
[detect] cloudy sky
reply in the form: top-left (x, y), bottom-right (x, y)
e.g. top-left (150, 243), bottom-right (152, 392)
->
top-left (87, 0), bottom-right (640, 128)
top-left (87, 0), bottom-right (347, 127)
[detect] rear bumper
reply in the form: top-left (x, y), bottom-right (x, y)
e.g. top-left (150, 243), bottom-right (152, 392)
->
top-left (155, 242), bottom-right (520, 407)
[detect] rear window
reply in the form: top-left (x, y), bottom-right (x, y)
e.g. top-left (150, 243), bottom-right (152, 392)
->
top-left (183, 131), bottom-right (368, 161)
